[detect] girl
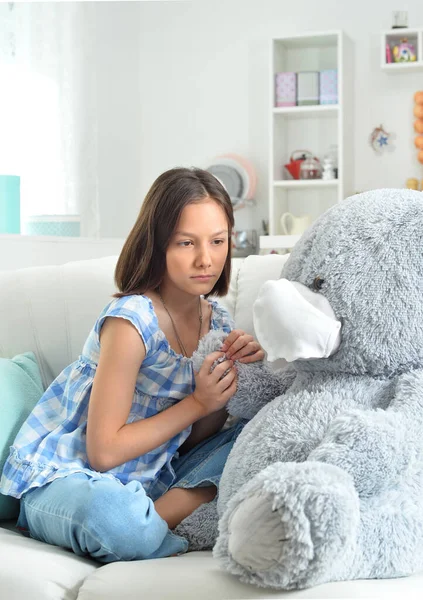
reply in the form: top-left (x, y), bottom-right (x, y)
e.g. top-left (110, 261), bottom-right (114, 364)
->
top-left (0, 167), bottom-right (264, 562)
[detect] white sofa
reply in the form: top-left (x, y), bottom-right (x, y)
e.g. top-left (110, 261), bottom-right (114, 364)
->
top-left (1, 248), bottom-right (423, 599)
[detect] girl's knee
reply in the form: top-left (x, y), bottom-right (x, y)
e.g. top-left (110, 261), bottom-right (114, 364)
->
top-left (76, 478), bottom-right (168, 560)
top-left (78, 478), bottom-right (150, 531)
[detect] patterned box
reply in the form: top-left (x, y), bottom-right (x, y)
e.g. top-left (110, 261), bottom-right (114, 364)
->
top-left (24, 215), bottom-right (81, 237)
top-left (319, 69), bottom-right (338, 105)
top-left (297, 72), bottom-right (320, 106)
top-left (275, 72), bottom-right (297, 107)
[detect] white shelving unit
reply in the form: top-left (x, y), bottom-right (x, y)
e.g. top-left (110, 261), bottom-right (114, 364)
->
top-left (273, 105), bottom-right (339, 117)
top-left (263, 31), bottom-right (354, 251)
top-left (273, 179), bottom-right (339, 189)
top-left (381, 28), bottom-right (423, 72)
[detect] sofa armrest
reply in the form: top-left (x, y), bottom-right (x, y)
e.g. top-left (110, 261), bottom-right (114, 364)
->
top-left (229, 254), bottom-right (289, 336)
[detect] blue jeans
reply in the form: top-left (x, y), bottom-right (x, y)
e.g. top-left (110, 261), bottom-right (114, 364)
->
top-left (17, 420), bottom-right (246, 563)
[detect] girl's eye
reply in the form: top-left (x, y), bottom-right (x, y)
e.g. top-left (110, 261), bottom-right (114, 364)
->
top-left (177, 239), bottom-right (226, 247)
top-left (312, 276), bottom-right (325, 291)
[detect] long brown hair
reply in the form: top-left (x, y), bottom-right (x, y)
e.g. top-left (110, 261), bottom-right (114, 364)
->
top-left (114, 167), bottom-right (234, 298)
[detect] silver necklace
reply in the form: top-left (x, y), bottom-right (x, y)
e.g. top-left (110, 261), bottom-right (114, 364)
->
top-left (158, 289), bottom-right (203, 357)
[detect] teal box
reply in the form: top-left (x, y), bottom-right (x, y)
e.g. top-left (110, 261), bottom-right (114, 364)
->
top-left (25, 215), bottom-right (81, 237)
top-left (0, 175), bottom-right (20, 234)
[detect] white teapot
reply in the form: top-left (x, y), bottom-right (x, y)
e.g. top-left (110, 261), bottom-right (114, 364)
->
top-left (280, 212), bottom-right (312, 235)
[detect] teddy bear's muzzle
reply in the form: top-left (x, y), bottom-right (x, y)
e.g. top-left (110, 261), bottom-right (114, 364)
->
top-left (253, 279), bottom-right (341, 363)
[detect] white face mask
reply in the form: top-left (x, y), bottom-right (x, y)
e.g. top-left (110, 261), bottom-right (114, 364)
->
top-left (253, 278), bottom-right (342, 363)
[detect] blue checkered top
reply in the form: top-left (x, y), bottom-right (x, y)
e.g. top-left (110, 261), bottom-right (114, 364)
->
top-left (0, 295), bottom-right (234, 499)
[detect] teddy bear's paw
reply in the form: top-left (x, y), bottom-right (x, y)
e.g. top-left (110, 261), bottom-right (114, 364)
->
top-left (191, 330), bottom-right (227, 373)
top-left (214, 461), bottom-right (360, 590)
top-left (227, 493), bottom-right (291, 570)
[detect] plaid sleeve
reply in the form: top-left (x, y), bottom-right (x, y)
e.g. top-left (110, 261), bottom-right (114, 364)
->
top-left (97, 295), bottom-right (157, 355)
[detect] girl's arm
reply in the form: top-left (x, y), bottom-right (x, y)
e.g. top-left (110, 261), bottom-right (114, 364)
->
top-left (86, 317), bottom-right (235, 472)
top-left (179, 327), bottom-right (267, 453)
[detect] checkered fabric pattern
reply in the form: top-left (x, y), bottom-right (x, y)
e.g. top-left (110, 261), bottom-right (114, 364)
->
top-left (0, 295), bottom-right (234, 499)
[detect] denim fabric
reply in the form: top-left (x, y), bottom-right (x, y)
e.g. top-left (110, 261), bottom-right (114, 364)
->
top-left (17, 473), bottom-right (188, 562)
top-left (171, 419), bottom-right (247, 490)
top-left (16, 420), bottom-right (246, 563)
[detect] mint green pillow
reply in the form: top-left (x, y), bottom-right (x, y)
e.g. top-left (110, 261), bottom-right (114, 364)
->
top-left (0, 352), bottom-right (44, 521)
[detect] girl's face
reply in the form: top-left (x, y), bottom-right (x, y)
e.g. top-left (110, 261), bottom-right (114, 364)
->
top-left (164, 198), bottom-right (229, 296)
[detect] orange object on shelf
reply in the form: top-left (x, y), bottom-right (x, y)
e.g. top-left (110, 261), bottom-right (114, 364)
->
top-left (414, 92), bottom-right (423, 163)
top-left (406, 178), bottom-right (419, 190)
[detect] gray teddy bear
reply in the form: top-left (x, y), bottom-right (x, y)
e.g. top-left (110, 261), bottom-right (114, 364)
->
top-left (213, 188), bottom-right (423, 590)
top-left (176, 188), bottom-right (423, 591)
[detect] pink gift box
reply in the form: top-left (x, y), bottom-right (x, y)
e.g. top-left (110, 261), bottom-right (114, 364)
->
top-left (275, 72), bottom-right (297, 107)
top-left (319, 69), bottom-right (338, 105)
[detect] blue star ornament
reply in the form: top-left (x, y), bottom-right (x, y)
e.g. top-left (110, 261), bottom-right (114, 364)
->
top-left (370, 125), bottom-right (395, 154)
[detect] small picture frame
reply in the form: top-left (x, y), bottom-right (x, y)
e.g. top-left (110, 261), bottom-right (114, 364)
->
top-left (392, 11), bottom-right (408, 29)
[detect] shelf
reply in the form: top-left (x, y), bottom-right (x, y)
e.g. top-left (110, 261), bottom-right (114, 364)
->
top-left (274, 32), bottom-right (339, 50)
top-left (383, 27), bottom-right (421, 37)
top-left (273, 179), bottom-right (339, 189)
top-left (260, 235), bottom-right (301, 249)
top-left (381, 61), bottom-right (423, 72)
top-left (269, 31), bottom-right (353, 236)
top-left (381, 27), bottom-right (423, 71)
top-left (273, 105), bottom-right (339, 118)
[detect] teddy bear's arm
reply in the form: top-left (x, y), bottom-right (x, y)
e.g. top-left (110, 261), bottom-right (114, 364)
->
top-left (192, 330), bottom-right (296, 420)
top-left (307, 369), bottom-right (423, 497)
top-left (226, 363), bottom-right (296, 420)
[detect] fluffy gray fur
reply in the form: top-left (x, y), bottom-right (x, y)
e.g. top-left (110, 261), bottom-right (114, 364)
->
top-left (213, 189), bottom-right (423, 590)
top-left (192, 329), bottom-right (293, 420)
top-left (173, 498), bottom-right (218, 551)
top-left (173, 330), bottom-right (289, 549)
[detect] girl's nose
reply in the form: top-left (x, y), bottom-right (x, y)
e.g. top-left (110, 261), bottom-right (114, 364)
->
top-left (196, 246), bottom-right (212, 268)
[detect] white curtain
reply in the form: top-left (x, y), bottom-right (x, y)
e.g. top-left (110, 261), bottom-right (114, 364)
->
top-left (0, 2), bottom-right (100, 237)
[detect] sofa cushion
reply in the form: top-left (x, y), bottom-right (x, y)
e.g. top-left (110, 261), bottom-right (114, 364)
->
top-left (0, 257), bottom-right (120, 390)
top-left (233, 254), bottom-right (289, 337)
top-left (76, 551), bottom-right (423, 599)
top-left (0, 526), bottom-right (98, 600)
top-left (0, 352), bottom-right (44, 520)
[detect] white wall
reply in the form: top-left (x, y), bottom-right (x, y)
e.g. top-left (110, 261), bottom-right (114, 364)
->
top-left (130, 0), bottom-right (423, 236)
top-left (94, 2), bottom-right (143, 239)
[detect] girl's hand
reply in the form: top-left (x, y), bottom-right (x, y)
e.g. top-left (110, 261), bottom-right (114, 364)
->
top-left (221, 329), bottom-right (265, 364)
top-left (192, 351), bottom-right (237, 416)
